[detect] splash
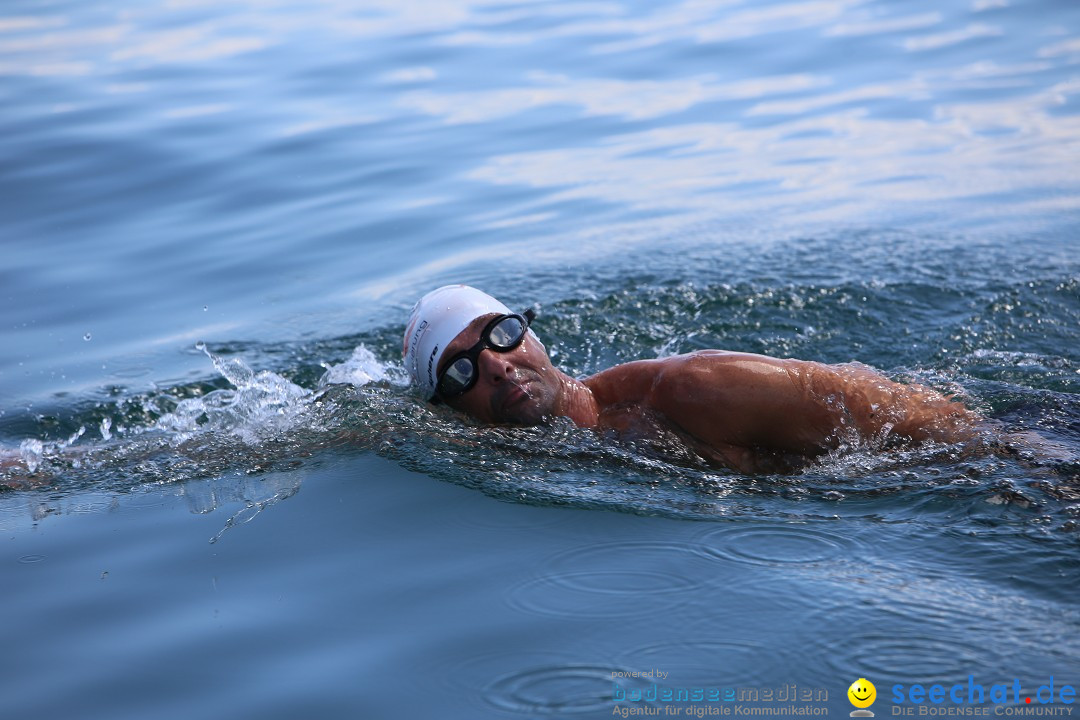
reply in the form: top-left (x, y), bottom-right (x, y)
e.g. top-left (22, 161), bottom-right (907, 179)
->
top-left (153, 343), bottom-right (314, 445)
top-left (1, 342), bottom-right (402, 487)
top-left (19, 439), bottom-right (44, 474)
top-left (318, 345), bottom-right (408, 389)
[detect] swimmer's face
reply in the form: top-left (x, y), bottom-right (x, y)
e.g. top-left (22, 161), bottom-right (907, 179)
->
top-left (848, 679), bottom-right (876, 708)
top-left (438, 313), bottom-right (560, 425)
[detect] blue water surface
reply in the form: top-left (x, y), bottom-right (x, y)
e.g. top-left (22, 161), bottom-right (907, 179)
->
top-left (1, 0), bottom-right (1079, 718)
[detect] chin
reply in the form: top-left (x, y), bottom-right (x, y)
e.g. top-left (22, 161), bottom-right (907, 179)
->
top-left (499, 407), bottom-right (544, 426)
top-left (498, 396), bottom-right (549, 426)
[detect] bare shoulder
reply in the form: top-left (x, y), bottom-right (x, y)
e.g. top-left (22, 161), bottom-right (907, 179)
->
top-left (644, 351), bottom-right (835, 453)
top-left (651, 350), bottom-right (806, 396)
top-left (586, 351), bottom-right (804, 399)
top-left (673, 349), bottom-right (800, 368)
top-left (582, 358), bottom-right (666, 406)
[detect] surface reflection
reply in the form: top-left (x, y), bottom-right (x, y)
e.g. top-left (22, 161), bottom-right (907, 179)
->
top-left (466, 85), bottom-right (1080, 224)
top-left (401, 72), bottom-right (829, 123)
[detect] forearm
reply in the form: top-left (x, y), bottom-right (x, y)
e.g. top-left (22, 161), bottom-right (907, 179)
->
top-left (806, 362), bottom-right (979, 444)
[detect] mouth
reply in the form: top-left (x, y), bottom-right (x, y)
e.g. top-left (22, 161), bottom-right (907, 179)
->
top-left (853, 693), bottom-right (870, 701)
top-left (501, 381), bottom-right (530, 411)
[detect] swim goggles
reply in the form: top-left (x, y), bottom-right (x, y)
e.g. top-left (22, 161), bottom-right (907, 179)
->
top-left (434, 308), bottom-right (536, 401)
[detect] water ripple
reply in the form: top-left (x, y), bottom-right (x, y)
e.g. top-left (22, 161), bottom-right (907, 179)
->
top-left (485, 664), bottom-right (630, 714)
top-left (695, 523), bottom-right (860, 567)
top-left (503, 540), bottom-right (721, 619)
top-left (798, 577), bottom-right (1048, 685)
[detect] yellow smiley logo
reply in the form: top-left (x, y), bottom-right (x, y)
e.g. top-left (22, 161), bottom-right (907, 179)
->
top-left (848, 678), bottom-right (876, 709)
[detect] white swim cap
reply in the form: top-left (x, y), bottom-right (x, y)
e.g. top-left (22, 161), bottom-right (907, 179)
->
top-left (403, 285), bottom-right (512, 399)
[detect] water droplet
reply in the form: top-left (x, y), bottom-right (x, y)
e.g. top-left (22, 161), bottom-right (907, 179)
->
top-left (203, 305), bottom-right (208, 311)
top-left (19, 438), bottom-right (44, 473)
top-left (83, 332), bottom-right (92, 341)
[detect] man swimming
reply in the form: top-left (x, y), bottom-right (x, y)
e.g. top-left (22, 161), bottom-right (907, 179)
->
top-left (403, 285), bottom-right (980, 474)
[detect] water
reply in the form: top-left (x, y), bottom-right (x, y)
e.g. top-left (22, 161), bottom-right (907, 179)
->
top-left (2, 0), bottom-right (1079, 718)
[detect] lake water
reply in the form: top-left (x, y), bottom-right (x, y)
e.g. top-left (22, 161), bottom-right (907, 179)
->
top-left (1, 0), bottom-right (1078, 718)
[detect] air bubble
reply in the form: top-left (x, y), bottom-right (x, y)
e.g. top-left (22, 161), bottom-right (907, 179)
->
top-left (83, 333), bottom-right (92, 341)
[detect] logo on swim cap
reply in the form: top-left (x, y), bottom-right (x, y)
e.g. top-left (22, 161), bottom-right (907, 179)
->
top-left (402, 285), bottom-right (512, 399)
top-left (426, 344), bottom-right (439, 387)
top-left (404, 319), bottom-right (427, 359)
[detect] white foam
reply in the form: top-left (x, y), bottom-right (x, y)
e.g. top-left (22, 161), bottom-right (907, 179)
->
top-left (318, 345), bottom-right (407, 388)
top-left (19, 439), bottom-right (44, 473)
top-left (154, 344), bottom-right (312, 444)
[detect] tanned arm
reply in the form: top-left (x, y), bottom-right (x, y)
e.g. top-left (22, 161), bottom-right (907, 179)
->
top-left (645, 351), bottom-right (977, 469)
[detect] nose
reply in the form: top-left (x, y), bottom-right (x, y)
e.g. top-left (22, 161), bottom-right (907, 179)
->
top-left (476, 348), bottom-right (513, 384)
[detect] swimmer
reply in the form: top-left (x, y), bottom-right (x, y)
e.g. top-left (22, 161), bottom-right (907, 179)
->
top-left (2, 286), bottom-right (1058, 485)
top-left (404, 285), bottom-right (983, 474)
